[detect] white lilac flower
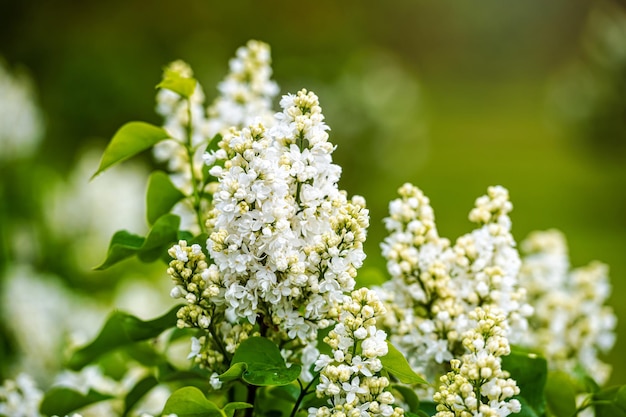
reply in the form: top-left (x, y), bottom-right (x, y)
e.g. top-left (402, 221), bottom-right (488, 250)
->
top-left (0, 59), bottom-right (43, 162)
top-left (433, 307), bottom-right (521, 417)
top-left (1, 266), bottom-right (108, 384)
top-left (309, 288), bottom-right (404, 417)
top-left (450, 186), bottom-right (532, 342)
top-left (206, 40), bottom-right (279, 137)
top-left (375, 184), bottom-right (532, 397)
top-left (207, 89), bottom-right (369, 345)
top-left (0, 373), bottom-right (43, 417)
top-left (53, 365), bottom-right (120, 397)
top-left (519, 230), bottom-right (617, 384)
top-left (155, 41), bottom-right (279, 234)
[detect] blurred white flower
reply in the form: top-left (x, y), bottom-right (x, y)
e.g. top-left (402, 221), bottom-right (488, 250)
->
top-left (0, 59), bottom-right (43, 161)
top-left (44, 146), bottom-right (148, 270)
top-left (519, 229), bottom-right (617, 384)
top-left (1, 265), bottom-right (107, 384)
top-left (0, 373), bottom-right (43, 417)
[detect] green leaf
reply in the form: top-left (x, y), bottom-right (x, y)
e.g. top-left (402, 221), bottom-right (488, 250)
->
top-left (95, 214), bottom-right (180, 269)
top-left (267, 384), bottom-right (300, 402)
top-left (94, 230), bottom-right (145, 270)
top-left (136, 213), bottom-right (181, 262)
top-left (502, 348), bottom-right (547, 416)
top-left (218, 362), bottom-right (247, 384)
top-left (156, 361), bottom-right (212, 387)
top-left (544, 371), bottom-right (578, 417)
top-left (67, 305), bottom-right (180, 370)
top-left (146, 171), bottom-right (186, 225)
top-left (514, 396), bottom-right (541, 417)
top-left (594, 385), bottom-right (626, 417)
top-left (223, 402), bottom-right (254, 417)
top-left (162, 386), bottom-right (223, 417)
top-left (232, 337), bottom-right (302, 386)
top-left (124, 342), bottom-right (165, 367)
top-left (380, 342), bottom-right (428, 385)
top-left (39, 387), bottom-right (113, 416)
top-left (92, 121), bottom-right (169, 179)
top-left (204, 133), bottom-right (222, 155)
top-left (157, 72), bottom-right (197, 99)
top-left (392, 384), bottom-right (420, 413)
top-left (123, 375), bottom-right (159, 417)
top-left (417, 401), bottom-right (437, 416)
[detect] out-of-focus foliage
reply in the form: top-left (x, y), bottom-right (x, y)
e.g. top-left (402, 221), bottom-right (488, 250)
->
top-left (0, 0), bottom-right (624, 394)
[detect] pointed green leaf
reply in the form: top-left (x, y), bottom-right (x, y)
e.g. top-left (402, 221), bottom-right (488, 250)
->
top-left (39, 387), bottom-right (113, 416)
top-left (94, 230), bottom-right (145, 270)
top-left (162, 386), bottom-right (223, 417)
top-left (147, 171), bottom-right (186, 225)
top-left (67, 305), bottom-right (180, 370)
top-left (502, 348), bottom-right (547, 416)
top-left (123, 375), bottom-right (159, 417)
top-left (232, 337), bottom-right (301, 386)
top-left (223, 402), bottom-right (254, 417)
top-left (137, 213), bottom-right (181, 262)
top-left (218, 362), bottom-right (247, 384)
top-left (92, 122), bottom-right (169, 178)
top-left (157, 73), bottom-right (197, 99)
top-left (204, 133), bottom-right (222, 155)
top-left (95, 214), bottom-right (180, 270)
top-left (381, 342), bottom-right (428, 385)
top-left (545, 371), bottom-right (578, 417)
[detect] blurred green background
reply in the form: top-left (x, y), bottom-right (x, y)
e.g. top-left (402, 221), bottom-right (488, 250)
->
top-left (1, 0), bottom-right (625, 386)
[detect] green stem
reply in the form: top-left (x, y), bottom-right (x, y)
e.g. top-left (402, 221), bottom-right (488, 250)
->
top-left (572, 399), bottom-right (613, 417)
top-left (245, 384), bottom-right (258, 417)
top-left (184, 97), bottom-right (206, 235)
top-left (208, 322), bottom-right (231, 363)
top-left (290, 375), bottom-right (319, 417)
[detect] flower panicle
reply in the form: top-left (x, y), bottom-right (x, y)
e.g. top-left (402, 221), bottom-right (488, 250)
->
top-left (309, 288), bottom-right (404, 417)
top-left (433, 306), bottom-right (521, 417)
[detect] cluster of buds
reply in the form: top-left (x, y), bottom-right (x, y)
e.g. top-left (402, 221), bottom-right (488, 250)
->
top-left (376, 184), bottom-right (532, 400)
top-left (310, 288), bottom-right (404, 417)
top-left (433, 307), bottom-right (521, 417)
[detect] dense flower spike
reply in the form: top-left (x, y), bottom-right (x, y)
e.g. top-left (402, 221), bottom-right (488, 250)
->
top-left (167, 240), bottom-right (256, 378)
top-left (309, 288), bottom-right (404, 417)
top-left (207, 40), bottom-right (279, 137)
top-left (377, 184), bottom-right (455, 377)
top-left (449, 186), bottom-right (532, 342)
top-left (166, 87), bottom-right (369, 384)
top-left (376, 184), bottom-right (532, 396)
top-left (433, 307), bottom-right (521, 417)
top-left (519, 230), bottom-right (616, 384)
top-left (206, 89), bottom-right (369, 345)
top-left (154, 40), bottom-right (279, 232)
